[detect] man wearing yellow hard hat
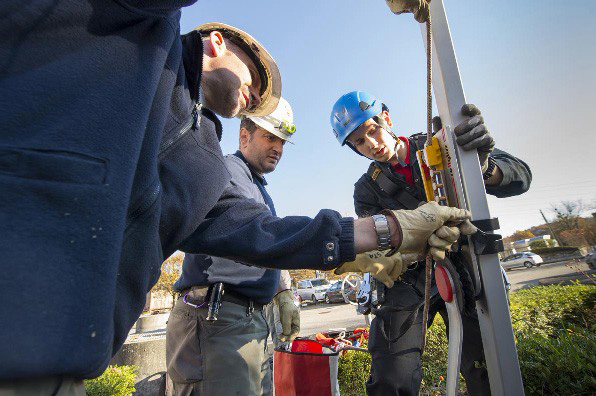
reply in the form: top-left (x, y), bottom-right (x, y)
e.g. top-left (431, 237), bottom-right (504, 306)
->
top-left (1, 3), bottom-right (477, 393)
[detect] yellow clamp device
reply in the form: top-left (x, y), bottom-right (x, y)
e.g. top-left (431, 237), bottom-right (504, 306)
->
top-left (416, 136), bottom-right (444, 202)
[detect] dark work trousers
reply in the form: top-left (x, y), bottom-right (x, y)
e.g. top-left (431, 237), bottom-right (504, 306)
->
top-left (366, 265), bottom-right (490, 396)
top-left (165, 290), bottom-right (272, 396)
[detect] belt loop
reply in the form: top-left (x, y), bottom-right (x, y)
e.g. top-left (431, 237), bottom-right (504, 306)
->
top-left (246, 300), bottom-right (254, 316)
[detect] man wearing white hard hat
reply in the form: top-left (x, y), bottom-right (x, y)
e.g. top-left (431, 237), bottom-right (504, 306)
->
top-left (166, 98), bottom-right (300, 396)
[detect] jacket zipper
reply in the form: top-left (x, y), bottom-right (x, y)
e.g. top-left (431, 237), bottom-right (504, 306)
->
top-left (127, 182), bottom-right (161, 226)
top-left (127, 103), bottom-right (202, 227)
top-left (159, 103), bottom-right (202, 155)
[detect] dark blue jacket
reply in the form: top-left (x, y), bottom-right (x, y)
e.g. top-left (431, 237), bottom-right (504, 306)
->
top-left (175, 153), bottom-right (281, 304)
top-left (0, 1), bottom-right (355, 380)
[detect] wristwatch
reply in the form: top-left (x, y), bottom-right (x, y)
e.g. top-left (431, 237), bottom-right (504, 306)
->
top-left (483, 156), bottom-right (497, 180)
top-left (371, 214), bottom-right (391, 250)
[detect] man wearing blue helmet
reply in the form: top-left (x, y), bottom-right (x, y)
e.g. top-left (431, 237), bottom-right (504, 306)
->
top-left (330, 91), bottom-right (532, 395)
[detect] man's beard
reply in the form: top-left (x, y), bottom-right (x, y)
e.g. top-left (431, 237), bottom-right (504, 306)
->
top-left (202, 76), bottom-right (241, 118)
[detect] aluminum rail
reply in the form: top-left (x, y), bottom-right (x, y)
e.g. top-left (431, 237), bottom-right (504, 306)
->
top-left (418, 1), bottom-right (525, 394)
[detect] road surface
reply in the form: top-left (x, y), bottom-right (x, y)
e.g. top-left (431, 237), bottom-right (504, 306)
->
top-left (298, 259), bottom-right (594, 337)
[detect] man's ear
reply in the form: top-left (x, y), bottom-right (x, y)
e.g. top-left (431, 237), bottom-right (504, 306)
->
top-left (208, 31), bottom-right (226, 57)
top-left (239, 127), bottom-right (249, 148)
top-left (382, 111), bottom-right (393, 128)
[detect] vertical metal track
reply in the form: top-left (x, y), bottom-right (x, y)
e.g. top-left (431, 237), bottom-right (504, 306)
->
top-left (419, 1), bottom-right (525, 394)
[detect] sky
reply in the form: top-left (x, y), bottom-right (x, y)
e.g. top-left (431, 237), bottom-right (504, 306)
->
top-left (180, 1), bottom-right (596, 238)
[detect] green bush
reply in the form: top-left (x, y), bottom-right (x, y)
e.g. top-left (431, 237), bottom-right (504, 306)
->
top-left (338, 284), bottom-right (596, 395)
top-left (517, 326), bottom-right (596, 395)
top-left (529, 239), bottom-right (556, 249)
top-left (509, 283), bottom-right (595, 337)
top-left (85, 365), bottom-right (137, 396)
top-left (338, 344), bottom-right (371, 396)
top-left (531, 246), bottom-right (580, 255)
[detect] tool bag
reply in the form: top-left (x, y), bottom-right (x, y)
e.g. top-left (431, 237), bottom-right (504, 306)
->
top-left (273, 339), bottom-right (340, 396)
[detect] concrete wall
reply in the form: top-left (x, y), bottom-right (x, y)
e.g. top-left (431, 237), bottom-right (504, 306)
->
top-left (111, 337), bottom-right (166, 396)
top-left (135, 312), bottom-right (170, 334)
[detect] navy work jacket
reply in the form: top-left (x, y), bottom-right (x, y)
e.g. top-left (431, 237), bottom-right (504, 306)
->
top-left (0, 1), bottom-right (354, 380)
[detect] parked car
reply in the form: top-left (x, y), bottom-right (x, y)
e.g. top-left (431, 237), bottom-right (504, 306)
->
top-left (296, 278), bottom-right (331, 304)
top-left (585, 249), bottom-right (596, 269)
top-left (500, 252), bottom-right (543, 271)
top-left (324, 281), bottom-right (357, 304)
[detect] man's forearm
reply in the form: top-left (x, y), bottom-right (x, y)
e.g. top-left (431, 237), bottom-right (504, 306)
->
top-left (354, 215), bottom-right (401, 253)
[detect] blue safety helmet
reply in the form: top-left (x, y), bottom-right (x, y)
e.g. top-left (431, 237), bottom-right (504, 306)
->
top-left (330, 91), bottom-right (385, 146)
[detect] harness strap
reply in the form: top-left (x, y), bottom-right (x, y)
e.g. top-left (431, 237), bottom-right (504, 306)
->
top-left (372, 300), bottom-right (425, 343)
top-left (366, 163), bottom-right (421, 210)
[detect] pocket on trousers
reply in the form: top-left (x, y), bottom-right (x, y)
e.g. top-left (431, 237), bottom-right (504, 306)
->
top-left (200, 305), bottom-right (252, 337)
top-left (0, 147), bottom-right (107, 184)
top-left (166, 307), bottom-right (204, 383)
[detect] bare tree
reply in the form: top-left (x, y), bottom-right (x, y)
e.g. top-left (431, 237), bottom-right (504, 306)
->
top-left (550, 200), bottom-right (588, 230)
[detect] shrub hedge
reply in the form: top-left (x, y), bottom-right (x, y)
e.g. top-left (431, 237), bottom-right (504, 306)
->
top-left (84, 365), bottom-right (137, 396)
top-left (338, 284), bottom-right (595, 395)
top-left (531, 246), bottom-right (580, 255)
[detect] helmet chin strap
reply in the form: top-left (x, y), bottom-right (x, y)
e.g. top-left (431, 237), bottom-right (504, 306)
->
top-left (374, 116), bottom-right (406, 166)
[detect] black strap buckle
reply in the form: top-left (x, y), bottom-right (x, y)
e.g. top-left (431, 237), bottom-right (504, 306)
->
top-left (468, 218), bottom-right (504, 256)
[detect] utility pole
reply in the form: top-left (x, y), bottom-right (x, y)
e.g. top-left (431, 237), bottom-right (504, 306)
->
top-left (540, 209), bottom-right (562, 246)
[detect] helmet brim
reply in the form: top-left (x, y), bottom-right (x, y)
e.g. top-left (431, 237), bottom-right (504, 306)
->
top-left (250, 117), bottom-right (296, 144)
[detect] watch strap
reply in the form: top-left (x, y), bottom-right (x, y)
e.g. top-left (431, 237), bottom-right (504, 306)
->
top-left (483, 156), bottom-right (497, 180)
top-left (372, 214), bottom-right (391, 250)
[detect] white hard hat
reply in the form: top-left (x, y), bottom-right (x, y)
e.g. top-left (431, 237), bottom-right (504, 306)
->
top-left (248, 97), bottom-right (296, 143)
top-left (196, 22), bottom-right (282, 117)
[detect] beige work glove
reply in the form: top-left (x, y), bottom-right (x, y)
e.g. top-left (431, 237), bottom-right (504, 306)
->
top-left (385, 0), bottom-right (430, 23)
top-left (273, 290), bottom-right (300, 342)
top-left (334, 251), bottom-right (412, 288)
top-left (388, 201), bottom-right (477, 259)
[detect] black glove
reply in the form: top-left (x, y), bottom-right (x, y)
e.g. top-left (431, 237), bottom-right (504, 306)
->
top-left (433, 104), bottom-right (495, 172)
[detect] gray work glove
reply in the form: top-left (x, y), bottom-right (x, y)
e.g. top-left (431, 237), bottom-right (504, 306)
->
top-left (388, 201), bottom-right (477, 258)
top-left (273, 289), bottom-right (300, 342)
top-left (385, 0), bottom-right (430, 23)
top-left (335, 251), bottom-right (410, 288)
top-left (433, 104), bottom-right (495, 172)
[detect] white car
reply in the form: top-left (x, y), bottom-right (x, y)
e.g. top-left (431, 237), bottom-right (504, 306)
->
top-left (296, 278), bottom-right (331, 304)
top-left (500, 252), bottom-right (544, 271)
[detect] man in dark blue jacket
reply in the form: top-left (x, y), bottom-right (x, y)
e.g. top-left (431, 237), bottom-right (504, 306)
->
top-left (0, 3), bottom-right (475, 393)
top-left (166, 97), bottom-right (300, 396)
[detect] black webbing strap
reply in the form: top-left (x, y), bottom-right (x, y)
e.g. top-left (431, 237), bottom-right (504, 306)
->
top-left (366, 163), bottom-right (421, 210)
top-left (372, 300), bottom-right (425, 343)
top-left (471, 218), bottom-right (500, 232)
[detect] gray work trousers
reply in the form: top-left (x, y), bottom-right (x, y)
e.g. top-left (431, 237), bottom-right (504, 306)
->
top-left (165, 290), bottom-right (272, 396)
top-left (0, 376), bottom-right (86, 396)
